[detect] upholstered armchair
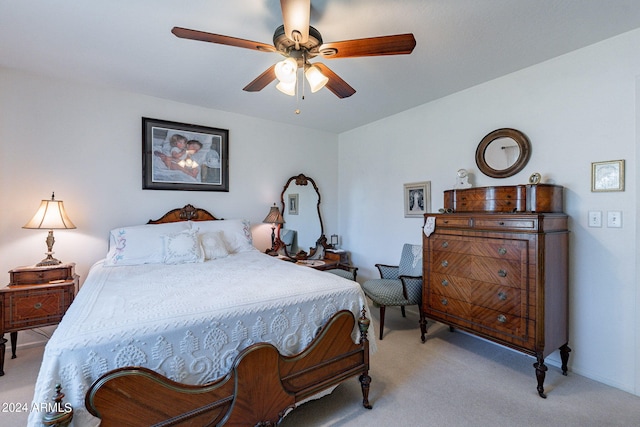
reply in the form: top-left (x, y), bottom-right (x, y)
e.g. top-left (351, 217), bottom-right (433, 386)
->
top-left (362, 243), bottom-right (424, 340)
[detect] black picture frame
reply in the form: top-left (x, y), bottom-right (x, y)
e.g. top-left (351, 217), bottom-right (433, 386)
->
top-left (142, 117), bottom-right (229, 191)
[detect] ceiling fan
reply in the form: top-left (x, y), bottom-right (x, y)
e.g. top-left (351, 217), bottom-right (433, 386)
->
top-left (171, 0), bottom-right (416, 98)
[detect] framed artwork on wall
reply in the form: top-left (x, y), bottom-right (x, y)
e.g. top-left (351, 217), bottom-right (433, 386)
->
top-left (404, 181), bottom-right (431, 218)
top-left (591, 160), bottom-right (624, 192)
top-left (142, 117), bottom-right (229, 191)
top-left (288, 193), bottom-right (299, 215)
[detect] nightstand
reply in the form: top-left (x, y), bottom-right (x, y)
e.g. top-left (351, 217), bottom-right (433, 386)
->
top-left (0, 263), bottom-right (78, 376)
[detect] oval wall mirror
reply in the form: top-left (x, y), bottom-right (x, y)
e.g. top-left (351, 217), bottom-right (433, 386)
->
top-left (475, 128), bottom-right (531, 178)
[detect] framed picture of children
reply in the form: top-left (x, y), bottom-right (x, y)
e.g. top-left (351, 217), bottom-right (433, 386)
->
top-left (142, 117), bottom-right (229, 191)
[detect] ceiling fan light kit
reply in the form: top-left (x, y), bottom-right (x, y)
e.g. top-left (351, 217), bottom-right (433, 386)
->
top-left (275, 57), bottom-right (298, 83)
top-left (276, 80), bottom-right (297, 96)
top-left (305, 64), bottom-right (329, 93)
top-left (172, 0), bottom-right (416, 99)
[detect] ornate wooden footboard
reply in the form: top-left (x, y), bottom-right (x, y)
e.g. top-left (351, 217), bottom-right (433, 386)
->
top-left (83, 309), bottom-right (371, 426)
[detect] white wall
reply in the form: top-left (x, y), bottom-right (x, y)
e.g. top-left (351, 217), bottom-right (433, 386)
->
top-left (0, 68), bottom-right (340, 344)
top-left (1, 29), bottom-right (639, 398)
top-left (339, 29), bottom-right (639, 395)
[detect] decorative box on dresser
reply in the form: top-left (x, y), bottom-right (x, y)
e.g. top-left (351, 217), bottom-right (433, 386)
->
top-left (0, 263), bottom-right (78, 376)
top-left (421, 184), bottom-right (570, 398)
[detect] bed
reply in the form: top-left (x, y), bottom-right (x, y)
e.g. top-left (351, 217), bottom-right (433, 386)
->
top-left (29, 205), bottom-right (373, 427)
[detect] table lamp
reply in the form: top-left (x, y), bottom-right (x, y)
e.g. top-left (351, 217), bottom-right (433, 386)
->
top-left (262, 203), bottom-right (284, 251)
top-left (23, 192), bottom-right (76, 266)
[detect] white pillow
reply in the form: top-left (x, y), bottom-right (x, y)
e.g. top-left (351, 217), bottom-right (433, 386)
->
top-left (190, 219), bottom-right (255, 253)
top-left (199, 230), bottom-right (229, 260)
top-left (163, 229), bottom-right (204, 264)
top-left (104, 221), bottom-right (190, 266)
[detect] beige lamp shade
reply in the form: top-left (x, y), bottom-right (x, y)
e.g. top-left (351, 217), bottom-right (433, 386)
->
top-left (262, 204), bottom-right (284, 225)
top-left (23, 193), bottom-right (76, 266)
top-left (23, 196), bottom-right (76, 230)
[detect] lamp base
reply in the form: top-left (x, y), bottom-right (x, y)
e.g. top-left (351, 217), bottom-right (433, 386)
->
top-left (36, 253), bottom-right (62, 267)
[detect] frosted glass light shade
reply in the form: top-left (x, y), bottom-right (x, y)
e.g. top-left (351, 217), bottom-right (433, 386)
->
top-left (305, 65), bottom-right (328, 93)
top-left (275, 57), bottom-right (298, 83)
top-left (276, 80), bottom-right (296, 96)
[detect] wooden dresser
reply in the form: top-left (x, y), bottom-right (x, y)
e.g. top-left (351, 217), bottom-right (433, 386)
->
top-left (421, 185), bottom-right (570, 398)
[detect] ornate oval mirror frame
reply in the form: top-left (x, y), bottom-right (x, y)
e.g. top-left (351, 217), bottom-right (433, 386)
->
top-left (475, 128), bottom-right (531, 178)
top-left (278, 173), bottom-right (327, 259)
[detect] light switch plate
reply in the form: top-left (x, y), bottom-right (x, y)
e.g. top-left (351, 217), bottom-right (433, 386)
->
top-left (607, 211), bottom-right (622, 228)
top-left (588, 211), bottom-right (602, 227)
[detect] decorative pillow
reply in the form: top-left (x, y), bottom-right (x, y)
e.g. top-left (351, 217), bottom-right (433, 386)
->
top-left (190, 219), bottom-right (255, 253)
top-left (199, 231), bottom-right (229, 260)
top-left (104, 221), bottom-right (190, 266)
top-left (163, 229), bottom-right (204, 264)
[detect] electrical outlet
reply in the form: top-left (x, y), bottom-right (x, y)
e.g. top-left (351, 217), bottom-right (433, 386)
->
top-left (607, 211), bottom-right (622, 228)
top-left (588, 211), bottom-right (602, 227)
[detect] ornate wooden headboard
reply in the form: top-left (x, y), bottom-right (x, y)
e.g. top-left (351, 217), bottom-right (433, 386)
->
top-left (147, 204), bottom-right (220, 224)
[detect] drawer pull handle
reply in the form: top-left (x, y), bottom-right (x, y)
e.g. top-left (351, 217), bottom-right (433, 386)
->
top-left (34, 302), bottom-right (43, 310)
top-left (441, 260), bottom-right (449, 267)
top-left (498, 269), bottom-right (507, 277)
top-left (441, 298), bottom-right (448, 306)
top-left (498, 247), bottom-right (507, 255)
top-left (441, 279), bottom-right (449, 287)
top-left (499, 221), bottom-right (505, 226)
top-left (497, 314), bottom-right (507, 323)
top-left (441, 241), bottom-right (449, 248)
top-left (497, 291), bottom-right (507, 301)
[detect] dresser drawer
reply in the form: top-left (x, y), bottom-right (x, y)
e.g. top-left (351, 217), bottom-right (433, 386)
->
top-left (430, 251), bottom-right (523, 288)
top-left (430, 235), bottom-right (526, 261)
top-left (430, 273), bottom-right (522, 316)
top-left (472, 217), bottom-right (538, 230)
top-left (427, 294), bottom-right (527, 340)
top-left (435, 216), bottom-right (471, 228)
top-left (3, 283), bottom-right (74, 330)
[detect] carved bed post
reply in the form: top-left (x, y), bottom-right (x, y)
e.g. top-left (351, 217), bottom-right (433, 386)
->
top-left (358, 307), bottom-right (373, 409)
top-left (42, 384), bottom-right (73, 427)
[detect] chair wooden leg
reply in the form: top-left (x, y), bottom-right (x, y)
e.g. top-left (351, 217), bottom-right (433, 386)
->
top-left (401, 305), bottom-right (406, 317)
top-left (379, 305), bottom-right (386, 340)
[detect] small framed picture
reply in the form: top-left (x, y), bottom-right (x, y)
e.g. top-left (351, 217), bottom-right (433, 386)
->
top-left (404, 181), bottom-right (431, 218)
top-left (288, 193), bottom-right (299, 215)
top-left (591, 160), bottom-right (624, 192)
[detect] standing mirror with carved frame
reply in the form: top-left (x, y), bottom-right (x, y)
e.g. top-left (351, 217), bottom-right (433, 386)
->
top-left (274, 173), bottom-right (328, 260)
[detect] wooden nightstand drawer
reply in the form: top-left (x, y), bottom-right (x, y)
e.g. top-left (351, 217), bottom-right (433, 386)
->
top-left (3, 283), bottom-right (74, 330)
top-left (9, 263), bottom-right (75, 285)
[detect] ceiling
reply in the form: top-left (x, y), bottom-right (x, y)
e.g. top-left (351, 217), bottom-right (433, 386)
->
top-left (2, 0), bottom-right (640, 133)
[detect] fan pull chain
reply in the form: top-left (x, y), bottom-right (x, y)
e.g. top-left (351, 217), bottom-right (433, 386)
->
top-left (295, 67), bottom-right (302, 114)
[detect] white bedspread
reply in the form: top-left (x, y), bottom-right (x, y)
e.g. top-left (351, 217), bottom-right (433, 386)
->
top-left (28, 251), bottom-right (372, 427)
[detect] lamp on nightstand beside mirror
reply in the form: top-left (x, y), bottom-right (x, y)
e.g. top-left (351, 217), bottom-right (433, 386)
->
top-left (23, 192), bottom-right (76, 266)
top-left (263, 203), bottom-right (284, 252)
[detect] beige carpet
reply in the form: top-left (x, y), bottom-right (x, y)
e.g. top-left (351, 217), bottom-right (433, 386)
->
top-left (2, 307), bottom-right (640, 426)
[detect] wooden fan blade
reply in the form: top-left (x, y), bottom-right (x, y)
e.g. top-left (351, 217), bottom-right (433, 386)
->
top-left (172, 27), bottom-right (277, 52)
top-left (280, 0), bottom-right (310, 44)
top-left (243, 65), bottom-right (277, 92)
top-left (314, 63), bottom-right (356, 98)
top-left (320, 33), bottom-right (416, 58)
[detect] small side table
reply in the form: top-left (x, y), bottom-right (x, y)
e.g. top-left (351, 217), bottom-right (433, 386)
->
top-left (324, 249), bottom-right (358, 281)
top-left (0, 263), bottom-right (78, 376)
